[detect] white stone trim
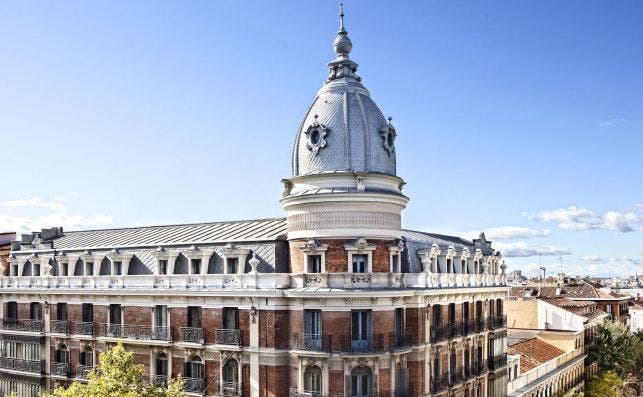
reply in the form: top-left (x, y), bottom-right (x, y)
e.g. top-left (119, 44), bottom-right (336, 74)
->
top-left (344, 238), bottom-right (376, 274)
top-left (220, 244), bottom-right (251, 275)
top-left (300, 239), bottom-right (328, 274)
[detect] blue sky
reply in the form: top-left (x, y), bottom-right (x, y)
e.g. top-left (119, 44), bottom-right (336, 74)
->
top-left (0, 1), bottom-right (641, 277)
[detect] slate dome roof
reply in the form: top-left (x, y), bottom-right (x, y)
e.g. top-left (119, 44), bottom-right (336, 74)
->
top-left (292, 7), bottom-right (397, 177)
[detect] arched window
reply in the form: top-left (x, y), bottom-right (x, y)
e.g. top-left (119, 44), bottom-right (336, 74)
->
top-left (184, 355), bottom-right (205, 394)
top-left (154, 353), bottom-right (168, 385)
top-left (304, 366), bottom-right (322, 394)
top-left (79, 346), bottom-right (93, 367)
top-left (55, 344), bottom-right (69, 364)
top-left (221, 359), bottom-right (240, 395)
top-left (350, 366), bottom-right (372, 397)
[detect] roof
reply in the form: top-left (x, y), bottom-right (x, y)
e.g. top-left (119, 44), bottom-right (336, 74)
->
top-left (0, 233), bottom-right (15, 247)
top-left (538, 281), bottom-right (599, 299)
top-left (508, 338), bottom-right (565, 372)
top-left (20, 218), bottom-right (288, 251)
top-left (543, 298), bottom-right (595, 308)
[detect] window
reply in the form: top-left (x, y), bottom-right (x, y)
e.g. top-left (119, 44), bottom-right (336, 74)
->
top-left (61, 262), bottom-right (68, 277)
top-left (154, 306), bottom-right (168, 328)
top-left (351, 310), bottom-right (371, 350)
top-left (187, 306), bottom-right (202, 328)
top-left (606, 305), bottom-right (612, 314)
top-left (114, 261), bottom-right (122, 275)
top-left (226, 258), bottom-right (238, 274)
top-left (82, 304), bottom-right (93, 323)
top-left (109, 304), bottom-right (122, 324)
top-left (6, 302), bottom-right (17, 320)
top-left (446, 258), bottom-right (452, 273)
top-left (304, 366), bottom-right (322, 394)
top-left (80, 348), bottom-right (94, 367)
top-left (449, 351), bottom-right (457, 381)
top-left (222, 359), bottom-right (239, 392)
top-left (432, 357), bottom-right (440, 379)
top-left (33, 263), bottom-right (40, 277)
top-left (85, 261), bottom-right (93, 276)
top-left (461, 259), bottom-right (467, 273)
top-left (57, 303), bottom-right (67, 321)
top-left (307, 255), bottom-right (322, 273)
top-left (158, 260), bottom-right (167, 275)
top-left (30, 303), bottom-right (41, 321)
top-left (391, 254), bottom-right (400, 273)
top-left (185, 356), bottom-right (204, 379)
top-left (351, 367), bottom-right (372, 397)
top-left (156, 353), bottom-right (168, 376)
top-left (55, 344), bottom-right (70, 364)
top-left (394, 308), bottom-right (404, 346)
top-left (190, 259), bottom-right (201, 275)
top-left (448, 303), bottom-right (455, 323)
top-left (223, 307), bottom-right (239, 330)
top-left (352, 254), bottom-right (368, 273)
top-left (432, 305), bottom-right (441, 329)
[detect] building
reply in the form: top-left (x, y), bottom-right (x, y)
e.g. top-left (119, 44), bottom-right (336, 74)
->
top-left (0, 8), bottom-right (508, 397)
top-left (0, 233), bottom-right (15, 277)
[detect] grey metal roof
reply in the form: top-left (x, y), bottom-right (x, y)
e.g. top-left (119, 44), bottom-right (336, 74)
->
top-left (47, 218), bottom-right (287, 250)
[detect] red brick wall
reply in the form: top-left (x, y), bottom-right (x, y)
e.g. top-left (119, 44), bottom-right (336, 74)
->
top-left (133, 352), bottom-right (149, 374)
top-left (68, 304), bottom-right (82, 323)
top-left (202, 308), bottom-right (222, 344)
top-left (242, 364), bottom-right (250, 397)
top-left (239, 309), bottom-right (250, 347)
top-left (259, 365), bottom-right (290, 397)
top-left (373, 310), bottom-right (394, 349)
top-left (408, 360), bottom-right (424, 396)
top-left (379, 368), bottom-right (390, 395)
top-left (322, 311), bottom-right (350, 351)
top-left (18, 303), bottom-right (31, 319)
top-left (171, 356), bottom-right (184, 377)
top-left (289, 241), bottom-right (305, 273)
top-left (290, 238), bottom-right (396, 273)
top-left (372, 244), bottom-right (391, 272)
top-left (70, 348), bottom-right (79, 376)
top-left (328, 369), bottom-right (345, 395)
top-left (259, 310), bottom-right (290, 349)
top-left (124, 306), bottom-right (151, 326)
top-left (406, 307), bottom-right (422, 344)
top-left (205, 360), bottom-right (219, 395)
top-left (170, 307), bottom-right (187, 339)
top-left (289, 310), bottom-right (304, 338)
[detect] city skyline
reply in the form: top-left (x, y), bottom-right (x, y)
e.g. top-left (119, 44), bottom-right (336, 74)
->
top-left (1, 0), bottom-right (642, 277)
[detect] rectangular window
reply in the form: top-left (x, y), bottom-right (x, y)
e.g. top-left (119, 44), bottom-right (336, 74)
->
top-left (307, 255), bottom-right (322, 273)
top-left (33, 263), bottom-right (40, 277)
top-left (223, 307), bottom-right (239, 330)
top-left (395, 308), bottom-right (404, 340)
top-left (187, 306), bottom-right (202, 328)
top-left (448, 303), bottom-right (455, 323)
top-left (57, 303), bottom-right (67, 321)
top-left (352, 254), bottom-right (368, 273)
top-left (156, 355), bottom-right (168, 376)
top-left (114, 261), bottom-right (122, 275)
top-left (6, 302), bottom-right (17, 320)
top-left (227, 258), bottom-right (238, 274)
top-left (351, 310), bottom-right (371, 341)
top-left (392, 254), bottom-right (400, 273)
top-left (432, 305), bottom-right (441, 328)
top-left (190, 259), bottom-right (201, 274)
top-left (11, 264), bottom-right (18, 276)
top-left (154, 305), bottom-right (168, 327)
top-left (62, 262), bottom-right (69, 276)
top-left (304, 309), bottom-right (322, 336)
top-left (82, 304), bottom-right (93, 323)
top-left (158, 260), bottom-right (167, 275)
top-left (446, 258), bottom-right (452, 273)
top-left (461, 259), bottom-right (467, 273)
top-left (30, 302), bottom-right (42, 321)
top-left (433, 357), bottom-right (440, 379)
top-left (85, 261), bottom-right (93, 276)
top-left (109, 304), bottom-right (122, 325)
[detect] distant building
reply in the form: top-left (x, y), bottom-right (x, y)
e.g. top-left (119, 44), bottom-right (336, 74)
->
top-left (0, 233), bottom-right (16, 277)
top-left (507, 270), bottom-right (526, 285)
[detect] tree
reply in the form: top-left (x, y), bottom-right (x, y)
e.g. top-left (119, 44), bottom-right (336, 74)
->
top-left (47, 342), bottom-right (184, 397)
top-left (586, 371), bottom-right (625, 397)
top-left (589, 320), bottom-right (639, 379)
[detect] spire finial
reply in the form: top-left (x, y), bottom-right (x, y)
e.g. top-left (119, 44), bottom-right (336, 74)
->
top-left (339, 3), bottom-right (345, 32)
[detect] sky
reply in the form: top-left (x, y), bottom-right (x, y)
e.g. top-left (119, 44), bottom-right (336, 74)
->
top-left (0, 0), bottom-right (642, 278)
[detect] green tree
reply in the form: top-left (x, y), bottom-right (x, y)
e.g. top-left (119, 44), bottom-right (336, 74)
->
top-left (589, 320), bottom-right (639, 379)
top-left (586, 371), bottom-right (625, 397)
top-left (47, 342), bottom-right (184, 397)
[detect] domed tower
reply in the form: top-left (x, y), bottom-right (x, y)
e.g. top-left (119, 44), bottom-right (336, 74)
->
top-left (281, 7), bottom-right (409, 253)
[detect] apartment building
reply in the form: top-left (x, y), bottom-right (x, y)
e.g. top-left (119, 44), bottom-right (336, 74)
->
top-left (0, 9), bottom-right (508, 397)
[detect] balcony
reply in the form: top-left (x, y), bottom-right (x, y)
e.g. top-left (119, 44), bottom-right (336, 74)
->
top-left (1, 319), bottom-right (43, 333)
top-left (51, 320), bottom-right (69, 334)
top-left (215, 329), bottom-right (242, 346)
top-left (51, 362), bottom-right (70, 377)
top-left (99, 324), bottom-right (170, 341)
top-left (488, 354), bottom-right (507, 370)
top-left (449, 367), bottom-right (463, 386)
top-left (288, 389), bottom-right (333, 397)
top-left (77, 364), bottom-right (93, 380)
top-left (183, 377), bottom-right (205, 394)
top-left (389, 331), bottom-right (412, 351)
top-left (216, 381), bottom-right (241, 396)
top-left (346, 334), bottom-right (385, 353)
top-left (431, 373), bottom-right (449, 394)
top-left (449, 323), bottom-right (462, 338)
top-left (489, 315), bottom-right (507, 329)
top-left (475, 317), bottom-right (488, 333)
top-left (75, 322), bottom-right (94, 336)
top-left (0, 357), bottom-right (44, 374)
top-left (180, 327), bottom-right (204, 344)
top-left (430, 325), bottom-right (449, 343)
top-left (151, 374), bottom-right (168, 387)
top-left (292, 333), bottom-right (331, 352)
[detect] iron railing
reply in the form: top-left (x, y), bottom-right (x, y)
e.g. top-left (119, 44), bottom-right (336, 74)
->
top-left (431, 373), bottom-right (449, 393)
top-left (75, 322), bottom-right (94, 336)
top-left (0, 357), bottom-right (44, 374)
top-left (215, 329), bottom-right (242, 345)
top-left (475, 317), bottom-right (488, 332)
top-left (77, 364), bottom-right (93, 380)
top-left (99, 324), bottom-right (170, 341)
top-left (488, 354), bottom-right (507, 370)
top-left (180, 327), bottom-right (204, 343)
top-left (51, 362), bottom-right (70, 377)
top-left (1, 319), bottom-right (44, 333)
top-left (345, 333), bottom-right (385, 353)
top-left (183, 377), bottom-right (205, 393)
top-left (51, 320), bottom-right (69, 334)
top-left (389, 331), bottom-right (413, 350)
top-left (292, 333), bottom-right (331, 352)
top-left (216, 381), bottom-right (241, 396)
top-left (151, 374), bottom-right (168, 387)
top-left (430, 325), bottom-right (449, 343)
top-left (450, 367), bottom-right (464, 385)
top-left (489, 315), bottom-right (507, 329)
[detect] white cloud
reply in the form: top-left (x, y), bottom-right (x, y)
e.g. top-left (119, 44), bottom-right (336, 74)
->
top-left (462, 226), bottom-right (551, 241)
top-left (524, 206), bottom-right (641, 233)
top-left (598, 117), bottom-right (626, 127)
top-left (0, 196), bottom-right (67, 211)
top-left (508, 256), bottom-right (642, 278)
top-left (0, 212), bottom-right (113, 234)
top-left (494, 241), bottom-right (571, 258)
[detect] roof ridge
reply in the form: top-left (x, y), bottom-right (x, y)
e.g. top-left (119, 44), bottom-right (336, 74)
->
top-left (63, 217), bottom-right (287, 234)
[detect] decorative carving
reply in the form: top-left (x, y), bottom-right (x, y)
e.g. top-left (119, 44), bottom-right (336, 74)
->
top-left (351, 274), bottom-right (371, 284)
top-left (304, 115), bottom-right (329, 155)
top-left (305, 274), bottom-right (322, 284)
top-left (288, 211), bottom-right (400, 232)
top-left (281, 178), bottom-right (293, 197)
top-left (379, 118), bottom-right (396, 156)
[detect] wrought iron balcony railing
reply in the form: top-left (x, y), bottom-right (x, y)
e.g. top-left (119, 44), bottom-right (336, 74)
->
top-left (472, 360), bottom-right (488, 375)
top-left (0, 357), bottom-right (44, 374)
top-left (216, 381), bottom-right (241, 396)
top-left (488, 354), bottom-right (507, 370)
top-left (75, 322), bottom-right (94, 336)
top-left (51, 362), bottom-right (70, 377)
top-left (180, 327), bottom-right (204, 344)
top-left (99, 324), bottom-right (170, 341)
top-left (345, 333), bottom-right (385, 353)
top-left (151, 374), bottom-right (168, 387)
top-left (51, 320), bottom-right (69, 334)
top-left (431, 373), bottom-right (449, 393)
top-left (183, 377), bottom-right (205, 393)
top-left (449, 323), bottom-right (463, 338)
top-left (430, 325), bottom-right (449, 343)
top-left (77, 364), bottom-right (93, 380)
top-left (292, 333), bottom-right (331, 352)
top-left (489, 315), bottom-right (507, 329)
top-left (1, 319), bottom-right (44, 333)
top-left (215, 329), bottom-right (242, 345)
top-left (450, 367), bottom-right (464, 385)
top-left (389, 331), bottom-right (412, 351)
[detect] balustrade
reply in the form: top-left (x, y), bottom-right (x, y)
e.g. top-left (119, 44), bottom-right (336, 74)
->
top-left (1, 319), bottom-right (43, 333)
top-left (183, 377), bottom-right (205, 394)
top-left (51, 320), bottom-right (69, 334)
top-left (215, 329), bottom-right (242, 345)
top-left (180, 327), bottom-right (204, 343)
top-left (51, 362), bottom-right (70, 377)
top-left (292, 333), bottom-right (331, 352)
top-left (217, 381), bottom-right (241, 396)
top-left (99, 324), bottom-right (170, 341)
top-left (0, 357), bottom-right (44, 374)
top-left (75, 322), bottom-right (94, 336)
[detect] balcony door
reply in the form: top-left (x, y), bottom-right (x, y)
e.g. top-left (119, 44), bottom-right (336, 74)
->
top-left (304, 310), bottom-right (322, 349)
top-left (351, 366), bottom-right (372, 397)
top-left (223, 307), bottom-right (239, 330)
top-left (351, 310), bottom-right (371, 351)
top-left (304, 366), bottom-right (322, 395)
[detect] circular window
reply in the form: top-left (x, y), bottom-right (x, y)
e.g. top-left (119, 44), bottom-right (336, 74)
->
top-left (310, 129), bottom-right (321, 145)
top-left (387, 131), bottom-right (395, 147)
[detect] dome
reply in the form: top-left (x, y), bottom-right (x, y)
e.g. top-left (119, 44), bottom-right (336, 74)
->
top-left (291, 9), bottom-right (397, 177)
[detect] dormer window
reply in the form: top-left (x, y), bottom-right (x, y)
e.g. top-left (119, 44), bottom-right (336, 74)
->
top-left (33, 263), bottom-right (40, 277)
top-left (227, 258), bottom-right (238, 274)
top-left (190, 259), bottom-right (201, 275)
top-left (389, 240), bottom-right (404, 273)
top-left (158, 260), bottom-right (167, 275)
top-left (304, 116), bottom-right (328, 155)
top-left (352, 254), bottom-right (368, 273)
top-left (391, 255), bottom-right (400, 273)
top-left (344, 238), bottom-right (376, 274)
top-left (300, 240), bottom-right (327, 274)
top-left (307, 255), bottom-right (322, 273)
